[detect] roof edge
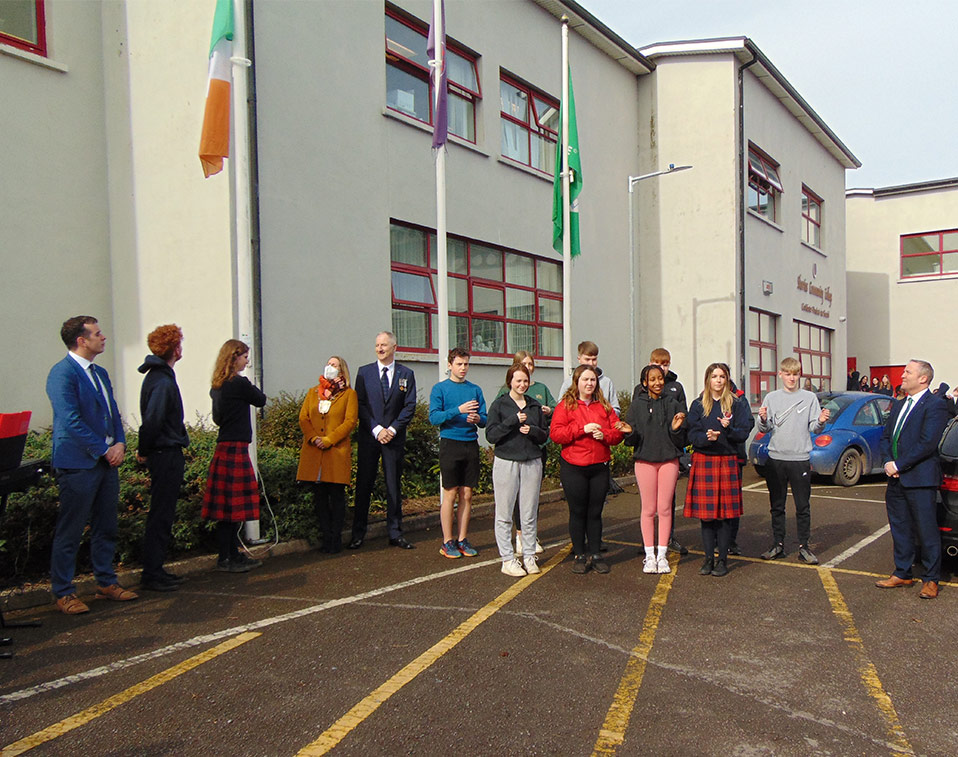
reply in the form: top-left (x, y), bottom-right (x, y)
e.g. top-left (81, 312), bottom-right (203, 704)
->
top-left (847, 177), bottom-right (958, 198)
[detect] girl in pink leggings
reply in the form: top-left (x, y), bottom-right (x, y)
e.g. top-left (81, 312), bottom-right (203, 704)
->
top-left (624, 365), bottom-right (687, 573)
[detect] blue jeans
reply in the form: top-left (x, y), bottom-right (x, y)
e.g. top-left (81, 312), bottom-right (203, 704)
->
top-left (51, 460), bottom-right (119, 597)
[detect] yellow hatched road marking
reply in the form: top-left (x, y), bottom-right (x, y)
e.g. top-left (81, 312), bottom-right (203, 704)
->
top-left (818, 569), bottom-right (913, 756)
top-left (296, 544), bottom-right (572, 756)
top-left (592, 554), bottom-right (679, 756)
top-left (1, 631), bottom-right (261, 757)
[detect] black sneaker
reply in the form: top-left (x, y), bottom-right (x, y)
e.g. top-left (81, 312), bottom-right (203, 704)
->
top-left (760, 543), bottom-right (786, 560)
top-left (710, 559), bottom-right (729, 577)
top-left (699, 558), bottom-right (714, 575)
top-left (798, 545), bottom-right (819, 565)
top-left (591, 555), bottom-right (610, 574)
top-left (572, 554), bottom-right (590, 574)
top-left (233, 553), bottom-right (263, 569)
top-left (216, 558), bottom-right (251, 573)
top-left (668, 537), bottom-right (689, 556)
top-left (160, 569), bottom-right (187, 584)
top-left (727, 542), bottom-right (742, 556)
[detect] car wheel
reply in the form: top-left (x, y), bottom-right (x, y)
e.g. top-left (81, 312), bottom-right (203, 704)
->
top-left (833, 448), bottom-right (862, 486)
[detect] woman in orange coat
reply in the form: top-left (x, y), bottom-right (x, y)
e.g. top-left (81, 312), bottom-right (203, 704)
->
top-left (297, 356), bottom-right (358, 553)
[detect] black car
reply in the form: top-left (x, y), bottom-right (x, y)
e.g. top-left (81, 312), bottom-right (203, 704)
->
top-left (939, 417), bottom-right (958, 559)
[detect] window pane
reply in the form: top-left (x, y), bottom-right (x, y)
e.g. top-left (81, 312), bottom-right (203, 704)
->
top-left (500, 119), bottom-right (528, 164)
top-left (943, 252), bottom-right (958, 274)
top-left (500, 81), bottom-right (528, 123)
top-left (943, 232), bottom-right (958, 251)
top-left (810, 327), bottom-right (820, 351)
top-left (901, 235), bottom-right (938, 255)
top-left (505, 254), bottom-right (535, 286)
top-left (470, 245), bottom-right (503, 281)
top-left (531, 132), bottom-right (555, 173)
top-left (823, 356), bottom-right (831, 376)
top-left (448, 238), bottom-right (467, 274)
top-left (760, 312), bottom-right (774, 340)
top-left (821, 377), bottom-right (831, 392)
top-left (537, 260), bottom-right (562, 292)
top-left (431, 315), bottom-right (470, 350)
top-left (392, 271), bottom-right (434, 304)
top-left (391, 224), bottom-right (427, 266)
top-left (761, 347), bottom-right (776, 370)
top-left (812, 354), bottom-right (822, 376)
top-left (507, 323), bottom-right (535, 354)
top-left (539, 296), bottom-right (561, 323)
top-left (431, 274), bottom-right (468, 312)
top-left (472, 285), bottom-right (504, 316)
top-left (448, 91), bottom-right (474, 141)
top-left (822, 330), bottom-right (831, 352)
top-left (0, 0), bottom-right (39, 44)
top-left (538, 326), bottom-right (562, 357)
top-left (748, 309), bottom-right (759, 339)
top-left (810, 223), bottom-right (820, 248)
top-left (748, 345), bottom-right (760, 370)
top-left (386, 63), bottom-right (429, 122)
top-left (902, 254), bottom-right (940, 277)
top-left (800, 323), bottom-right (810, 347)
top-left (393, 309), bottom-right (428, 349)
top-left (533, 96), bottom-right (558, 132)
top-left (447, 49), bottom-right (477, 91)
top-left (800, 353), bottom-right (812, 374)
top-left (472, 320), bottom-right (503, 353)
top-left (506, 288), bottom-right (534, 320)
top-left (385, 16), bottom-right (427, 65)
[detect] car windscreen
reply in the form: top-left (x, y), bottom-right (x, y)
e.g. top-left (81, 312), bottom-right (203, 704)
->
top-left (817, 393), bottom-right (858, 424)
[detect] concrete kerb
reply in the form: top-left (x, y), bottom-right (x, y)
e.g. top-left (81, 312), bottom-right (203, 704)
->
top-left (0, 476), bottom-right (636, 614)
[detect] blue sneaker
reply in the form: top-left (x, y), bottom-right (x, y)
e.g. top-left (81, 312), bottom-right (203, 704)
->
top-left (457, 539), bottom-right (478, 557)
top-left (439, 540), bottom-right (462, 559)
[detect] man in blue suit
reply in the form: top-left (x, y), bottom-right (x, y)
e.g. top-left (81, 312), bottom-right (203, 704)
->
top-left (46, 316), bottom-right (139, 614)
top-left (348, 331), bottom-right (418, 550)
top-left (876, 359), bottom-right (951, 599)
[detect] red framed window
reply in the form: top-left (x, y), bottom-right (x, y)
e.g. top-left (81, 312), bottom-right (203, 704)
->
top-left (794, 320), bottom-right (832, 392)
top-left (0, 0), bottom-right (46, 56)
top-left (500, 74), bottom-right (558, 175)
top-left (900, 229), bottom-right (958, 279)
top-left (748, 308), bottom-right (778, 405)
top-left (390, 221), bottom-right (563, 359)
top-left (801, 186), bottom-right (822, 248)
top-left (747, 145), bottom-right (782, 222)
top-left (385, 7), bottom-right (480, 143)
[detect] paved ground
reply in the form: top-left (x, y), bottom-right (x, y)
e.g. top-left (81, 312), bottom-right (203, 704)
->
top-left (2, 472), bottom-right (956, 756)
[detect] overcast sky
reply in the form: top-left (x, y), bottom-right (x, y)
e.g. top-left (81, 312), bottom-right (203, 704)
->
top-left (581, 0), bottom-right (958, 188)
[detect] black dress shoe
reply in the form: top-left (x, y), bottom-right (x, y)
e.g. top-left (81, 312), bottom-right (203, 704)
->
top-left (668, 537), bottom-right (689, 556)
top-left (347, 538), bottom-right (363, 550)
top-left (727, 543), bottom-right (742, 556)
top-left (160, 570), bottom-right (187, 584)
top-left (389, 537), bottom-right (415, 549)
top-left (141, 577), bottom-right (179, 592)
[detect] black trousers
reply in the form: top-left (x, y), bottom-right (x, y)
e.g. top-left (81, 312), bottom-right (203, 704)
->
top-left (766, 458), bottom-right (812, 545)
top-left (560, 459), bottom-right (608, 556)
top-left (142, 447), bottom-right (185, 579)
top-left (314, 482), bottom-right (346, 552)
top-left (353, 438), bottom-right (405, 541)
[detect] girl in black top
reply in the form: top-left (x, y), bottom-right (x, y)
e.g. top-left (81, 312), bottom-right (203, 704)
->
top-left (201, 339), bottom-right (267, 572)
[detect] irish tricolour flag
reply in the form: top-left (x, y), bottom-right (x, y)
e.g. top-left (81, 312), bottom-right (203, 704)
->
top-left (199, 0), bottom-right (233, 178)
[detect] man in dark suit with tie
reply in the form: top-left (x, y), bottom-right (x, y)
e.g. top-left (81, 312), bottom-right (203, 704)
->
top-left (348, 331), bottom-right (417, 550)
top-left (46, 316), bottom-right (139, 614)
top-left (876, 359), bottom-right (950, 598)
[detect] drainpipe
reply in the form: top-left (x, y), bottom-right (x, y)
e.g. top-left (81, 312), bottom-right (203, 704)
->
top-left (737, 49), bottom-right (757, 390)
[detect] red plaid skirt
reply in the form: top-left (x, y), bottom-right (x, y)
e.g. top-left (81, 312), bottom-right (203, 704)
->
top-left (201, 442), bottom-right (260, 522)
top-left (683, 452), bottom-right (743, 520)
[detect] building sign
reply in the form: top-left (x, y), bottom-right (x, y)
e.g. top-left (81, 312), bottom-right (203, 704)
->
top-left (797, 275), bottom-right (832, 319)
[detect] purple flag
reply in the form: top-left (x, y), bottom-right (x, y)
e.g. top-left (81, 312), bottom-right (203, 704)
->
top-left (427, 0), bottom-right (448, 148)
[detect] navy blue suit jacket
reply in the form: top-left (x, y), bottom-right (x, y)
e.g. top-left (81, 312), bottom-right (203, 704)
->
top-left (355, 362), bottom-right (417, 446)
top-left (46, 355), bottom-right (125, 469)
top-left (880, 391), bottom-right (950, 488)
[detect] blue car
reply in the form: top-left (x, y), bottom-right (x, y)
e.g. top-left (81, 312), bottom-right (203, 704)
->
top-left (749, 391), bottom-right (893, 486)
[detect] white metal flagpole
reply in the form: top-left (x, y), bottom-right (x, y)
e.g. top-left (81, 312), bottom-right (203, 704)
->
top-left (231, 0), bottom-right (259, 541)
top-left (561, 19), bottom-right (572, 378)
top-left (433, 0), bottom-right (448, 382)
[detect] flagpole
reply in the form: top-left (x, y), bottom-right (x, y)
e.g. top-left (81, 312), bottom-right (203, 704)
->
top-left (434, 0), bottom-right (448, 381)
top-left (561, 19), bottom-right (572, 378)
top-left (231, 0), bottom-right (259, 540)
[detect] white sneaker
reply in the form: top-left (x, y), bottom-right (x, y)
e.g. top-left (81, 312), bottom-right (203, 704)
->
top-left (535, 538), bottom-right (544, 554)
top-left (501, 558), bottom-right (526, 577)
top-left (523, 555), bottom-right (540, 574)
top-left (656, 556), bottom-right (671, 574)
top-left (515, 533), bottom-right (522, 554)
top-left (643, 556), bottom-right (657, 574)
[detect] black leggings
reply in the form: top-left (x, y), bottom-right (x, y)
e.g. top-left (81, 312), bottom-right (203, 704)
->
top-left (216, 521), bottom-right (242, 562)
top-left (313, 481), bottom-right (346, 552)
top-left (560, 459), bottom-right (608, 556)
top-left (701, 519), bottom-right (732, 561)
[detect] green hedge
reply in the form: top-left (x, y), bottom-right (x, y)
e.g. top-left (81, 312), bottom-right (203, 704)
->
top-left (1, 392), bottom-right (634, 583)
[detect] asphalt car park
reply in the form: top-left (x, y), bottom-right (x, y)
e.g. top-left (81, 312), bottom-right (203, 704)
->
top-left (2, 472), bottom-right (957, 756)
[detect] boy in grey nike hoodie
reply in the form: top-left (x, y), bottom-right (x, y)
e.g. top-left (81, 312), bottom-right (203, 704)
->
top-left (757, 357), bottom-right (830, 563)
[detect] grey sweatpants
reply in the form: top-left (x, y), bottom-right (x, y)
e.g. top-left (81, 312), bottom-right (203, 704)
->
top-left (493, 457), bottom-right (543, 560)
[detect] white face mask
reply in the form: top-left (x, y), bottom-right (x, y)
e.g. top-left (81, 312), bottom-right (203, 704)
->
top-left (324, 364), bottom-right (340, 380)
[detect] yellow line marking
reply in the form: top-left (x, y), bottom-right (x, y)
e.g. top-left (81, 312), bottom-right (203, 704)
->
top-left (592, 553), bottom-right (679, 756)
top-left (817, 569), bottom-right (913, 756)
top-left (1, 631), bottom-right (261, 756)
top-left (296, 544), bottom-right (573, 756)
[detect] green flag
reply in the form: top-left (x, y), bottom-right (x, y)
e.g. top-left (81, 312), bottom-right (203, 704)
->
top-left (552, 69), bottom-right (582, 257)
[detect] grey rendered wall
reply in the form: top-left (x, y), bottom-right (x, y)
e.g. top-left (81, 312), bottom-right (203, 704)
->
top-left (253, 0), bottom-right (642, 414)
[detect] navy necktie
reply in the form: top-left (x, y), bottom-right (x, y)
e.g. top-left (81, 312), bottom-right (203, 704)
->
top-left (89, 365), bottom-right (112, 425)
top-left (381, 366), bottom-right (390, 399)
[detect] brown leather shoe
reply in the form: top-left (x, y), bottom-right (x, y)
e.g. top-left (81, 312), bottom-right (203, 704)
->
top-left (875, 575), bottom-right (914, 588)
top-left (56, 594), bottom-right (90, 615)
top-left (919, 581), bottom-right (939, 599)
top-left (95, 583), bottom-right (139, 601)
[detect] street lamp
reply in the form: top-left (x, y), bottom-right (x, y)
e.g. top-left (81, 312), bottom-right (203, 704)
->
top-left (628, 163), bottom-right (693, 389)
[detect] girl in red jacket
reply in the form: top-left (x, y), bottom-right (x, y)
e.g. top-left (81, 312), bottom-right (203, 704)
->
top-left (550, 365), bottom-right (629, 574)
